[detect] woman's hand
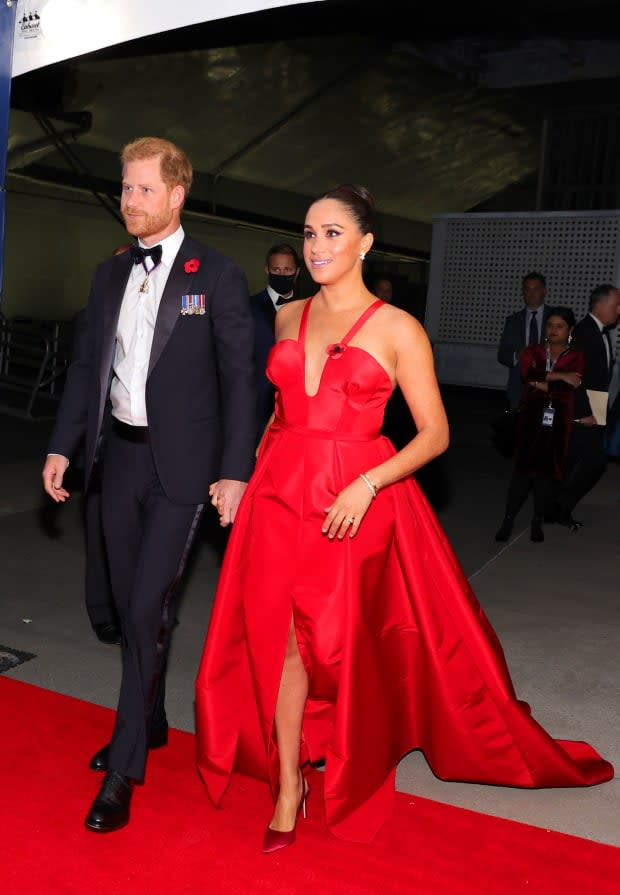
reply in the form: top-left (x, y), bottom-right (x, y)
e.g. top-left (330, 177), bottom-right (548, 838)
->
top-left (209, 479), bottom-right (248, 526)
top-left (560, 371), bottom-right (582, 388)
top-left (531, 380), bottom-right (548, 392)
top-left (322, 477), bottom-right (375, 540)
top-left (544, 371), bottom-right (582, 389)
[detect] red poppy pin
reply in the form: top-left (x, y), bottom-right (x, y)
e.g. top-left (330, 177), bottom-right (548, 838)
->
top-left (326, 343), bottom-right (347, 358)
top-left (184, 258), bottom-right (200, 274)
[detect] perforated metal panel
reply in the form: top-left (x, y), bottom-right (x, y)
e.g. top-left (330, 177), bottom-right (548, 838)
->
top-left (426, 211), bottom-right (620, 389)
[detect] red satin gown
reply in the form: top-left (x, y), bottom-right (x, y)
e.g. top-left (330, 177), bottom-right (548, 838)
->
top-left (195, 298), bottom-right (613, 843)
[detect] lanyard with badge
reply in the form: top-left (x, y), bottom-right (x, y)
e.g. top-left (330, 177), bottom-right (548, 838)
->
top-left (541, 343), bottom-right (556, 427)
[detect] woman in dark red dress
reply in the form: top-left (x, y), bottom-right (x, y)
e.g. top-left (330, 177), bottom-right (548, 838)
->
top-left (495, 307), bottom-right (584, 543)
top-left (195, 188), bottom-right (613, 852)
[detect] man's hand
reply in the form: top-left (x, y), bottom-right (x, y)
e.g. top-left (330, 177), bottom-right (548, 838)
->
top-left (42, 454), bottom-right (71, 502)
top-left (208, 479), bottom-right (247, 526)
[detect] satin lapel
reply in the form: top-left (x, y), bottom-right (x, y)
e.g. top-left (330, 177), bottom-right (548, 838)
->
top-left (98, 261), bottom-right (131, 429)
top-left (148, 247), bottom-right (194, 377)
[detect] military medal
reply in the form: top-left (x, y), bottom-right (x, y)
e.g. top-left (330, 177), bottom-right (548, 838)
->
top-left (181, 294), bottom-right (206, 315)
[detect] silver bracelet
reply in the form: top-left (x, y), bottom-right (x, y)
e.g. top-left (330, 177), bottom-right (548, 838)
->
top-left (359, 472), bottom-right (377, 498)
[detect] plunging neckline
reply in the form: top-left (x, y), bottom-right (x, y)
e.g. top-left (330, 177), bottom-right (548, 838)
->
top-left (299, 297), bottom-right (385, 398)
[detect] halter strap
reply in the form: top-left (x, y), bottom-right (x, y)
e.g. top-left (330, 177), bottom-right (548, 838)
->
top-left (297, 297), bottom-right (384, 346)
top-left (298, 298), bottom-right (313, 344)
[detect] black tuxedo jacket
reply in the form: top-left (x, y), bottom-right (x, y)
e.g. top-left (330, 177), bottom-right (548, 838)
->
top-left (250, 288), bottom-right (277, 437)
top-left (49, 234), bottom-right (257, 504)
top-left (497, 305), bottom-right (552, 408)
top-left (571, 314), bottom-right (613, 419)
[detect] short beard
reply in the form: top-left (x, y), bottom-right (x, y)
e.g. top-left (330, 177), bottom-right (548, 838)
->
top-left (122, 209), bottom-right (172, 240)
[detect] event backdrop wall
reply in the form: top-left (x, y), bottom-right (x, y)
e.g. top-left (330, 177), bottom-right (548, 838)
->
top-left (425, 210), bottom-right (620, 391)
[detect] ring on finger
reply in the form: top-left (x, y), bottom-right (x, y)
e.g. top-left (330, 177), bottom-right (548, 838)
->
top-left (348, 516), bottom-right (355, 524)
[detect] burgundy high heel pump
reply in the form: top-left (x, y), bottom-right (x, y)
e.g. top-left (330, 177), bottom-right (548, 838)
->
top-left (261, 773), bottom-right (310, 854)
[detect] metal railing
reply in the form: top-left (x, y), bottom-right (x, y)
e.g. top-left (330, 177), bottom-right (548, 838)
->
top-left (0, 315), bottom-right (71, 418)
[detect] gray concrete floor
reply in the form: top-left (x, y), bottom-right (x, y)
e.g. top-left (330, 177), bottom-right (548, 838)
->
top-left (0, 386), bottom-right (618, 847)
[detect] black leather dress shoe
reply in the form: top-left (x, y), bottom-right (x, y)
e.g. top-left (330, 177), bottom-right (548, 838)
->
top-left (545, 505), bottom-right (583, 531)
top-left (89, 724), bottom-right (169, 771)
top-left (558, 513), bottom-right (583, 531)
top-left (85, 770), bottom-right (133, 832)
top-left (93, 622), bottom-right (122, 645)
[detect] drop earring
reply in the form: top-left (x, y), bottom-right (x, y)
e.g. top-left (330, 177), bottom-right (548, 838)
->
top-left (359, 252), bottom-right (366, 261)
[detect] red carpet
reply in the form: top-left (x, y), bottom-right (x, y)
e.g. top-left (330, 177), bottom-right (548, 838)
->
top-left (2, 675), bottom-right (618, 895)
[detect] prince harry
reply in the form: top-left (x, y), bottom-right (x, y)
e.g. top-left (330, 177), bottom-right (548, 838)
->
top-left (42, 137), bottom-right (256, 832)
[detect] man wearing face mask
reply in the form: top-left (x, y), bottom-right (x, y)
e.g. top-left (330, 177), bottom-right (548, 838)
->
top-left (250, 242), bottom-right (301, 443)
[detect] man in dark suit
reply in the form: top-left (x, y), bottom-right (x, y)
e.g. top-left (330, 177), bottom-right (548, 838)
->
top-left (250, 242), bottom-right (300, 442)
top-left (552, 283), bottom-right (620, 525)
top-left (497, 272), bottom-right (553, 409)
top-left (42, 137), bottom-right (256, 833)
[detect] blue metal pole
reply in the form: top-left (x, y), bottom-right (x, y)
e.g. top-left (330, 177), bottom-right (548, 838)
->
top-left (0, 1), bottom-right (17, 311)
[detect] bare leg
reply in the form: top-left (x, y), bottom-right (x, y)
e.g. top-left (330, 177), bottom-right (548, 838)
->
top-left (269, 617), bottom-right (309, 832)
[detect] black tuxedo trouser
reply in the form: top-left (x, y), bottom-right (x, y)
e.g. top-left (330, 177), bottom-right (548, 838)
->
top-left (101, 429), bottom-right (203, 781)
top-left (83, 476), bottom-right (117, 627)
top-left (555, 424), bottom-right (607, 515)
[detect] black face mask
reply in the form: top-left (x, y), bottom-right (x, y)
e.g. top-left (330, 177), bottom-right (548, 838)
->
top-left (268, 273), bottom-right (296, 295)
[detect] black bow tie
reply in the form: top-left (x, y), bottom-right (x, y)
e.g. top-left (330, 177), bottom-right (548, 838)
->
top-left (276, 294), bottom-right (293, 306)
top-left (130, 244), bottom-right (162, 268)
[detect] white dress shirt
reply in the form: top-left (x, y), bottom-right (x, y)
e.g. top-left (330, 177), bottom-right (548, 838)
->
top-left (110, 226), bottom-right (185, 426)
top-left (267, 285), bottom-right (293, 311)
